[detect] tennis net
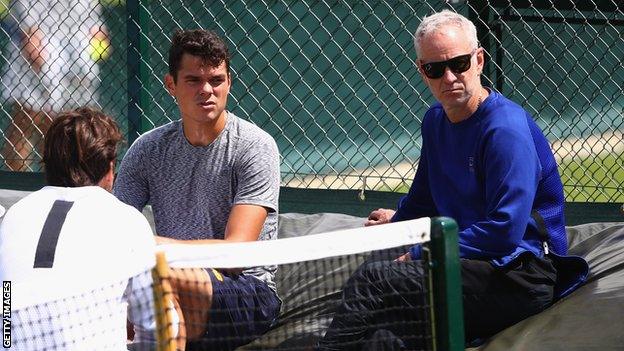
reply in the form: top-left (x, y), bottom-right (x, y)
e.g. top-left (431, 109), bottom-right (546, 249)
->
top-left (7, 271), bottom-right (160, 351)
top-left (5, 216), bottom-right (462, 351)
top-left (154, 216), bottom-right (463, 350)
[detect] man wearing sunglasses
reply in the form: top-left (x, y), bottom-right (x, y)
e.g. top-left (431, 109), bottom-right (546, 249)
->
top-left (318, 10), bottom-right (588, 350)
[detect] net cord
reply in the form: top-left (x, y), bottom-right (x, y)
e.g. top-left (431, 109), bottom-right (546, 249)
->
top-left (160, 217), bottom-right (431, 268)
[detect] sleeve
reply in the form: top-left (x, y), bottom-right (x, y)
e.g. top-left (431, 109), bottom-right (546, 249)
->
top-left (392, 142), bottom-right (438, 222)
top-left (113, 140), bottom-right (150, 211)
top-left (125, 270), bottom-right (157, 341)
top-left (457, 124), bottom-right (540, 258)
top-left (393, 144), bottom-right (438, 261)
top-left (124, 211), bottom-right (180, 342)
top-left (233, 135), bottom-right (280, 212)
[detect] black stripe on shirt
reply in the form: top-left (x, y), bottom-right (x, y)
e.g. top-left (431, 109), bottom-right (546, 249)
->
top-left (33, 200), bottom-right (74, 268)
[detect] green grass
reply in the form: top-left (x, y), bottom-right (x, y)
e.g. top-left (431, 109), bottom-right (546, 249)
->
top-left (560, 153), bottom-right (624, 203)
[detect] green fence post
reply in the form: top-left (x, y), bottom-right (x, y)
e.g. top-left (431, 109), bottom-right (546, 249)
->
top-left (126, 0), bottom-right (150, 144)
top-left (430, 217), bottom-right (464, 350)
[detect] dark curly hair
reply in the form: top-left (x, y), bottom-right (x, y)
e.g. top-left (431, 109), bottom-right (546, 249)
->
top-left (43, 107), bottom-right (122, 187)
top-left (168, 29), bottom-right (231, 82)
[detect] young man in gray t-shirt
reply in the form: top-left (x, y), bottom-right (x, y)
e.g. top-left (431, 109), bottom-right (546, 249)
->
top-left (114, 29), bottom-right (281, 350)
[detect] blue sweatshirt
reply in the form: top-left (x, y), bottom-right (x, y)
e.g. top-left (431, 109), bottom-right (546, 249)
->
top-left (394, 90), bottom-right (588, 298)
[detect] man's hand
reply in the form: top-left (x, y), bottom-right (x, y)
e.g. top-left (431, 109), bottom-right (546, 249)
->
top-left (155, 235), bottom-right (180, 245)
top-left (365, 208), bottom-right (396, 226)
top-left (395, 252), bottom-right (411, 262)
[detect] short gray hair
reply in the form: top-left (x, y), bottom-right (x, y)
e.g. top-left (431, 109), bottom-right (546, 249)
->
top-left (414, 10), bottom-right (479, 58)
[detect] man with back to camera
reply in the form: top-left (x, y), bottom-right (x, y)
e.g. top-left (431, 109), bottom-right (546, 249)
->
top-left (114, 29), bottom-right (281, 350)
top-left (317, 10), bottom-right (589, 350)
top-left (0, 107), bottom-right (179, 349)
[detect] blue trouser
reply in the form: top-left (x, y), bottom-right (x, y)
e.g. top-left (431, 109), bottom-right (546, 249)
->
top-left (187, 270), bottom-right (281, 351)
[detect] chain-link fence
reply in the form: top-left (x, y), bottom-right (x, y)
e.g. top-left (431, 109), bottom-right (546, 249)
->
top-left (0, 0), bottom-right (127, 171)
top-left (0, 0), bottom-right (622, 202)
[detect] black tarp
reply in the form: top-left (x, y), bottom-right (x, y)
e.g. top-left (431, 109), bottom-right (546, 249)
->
top-left (250, 214), bottom-right (624, 350)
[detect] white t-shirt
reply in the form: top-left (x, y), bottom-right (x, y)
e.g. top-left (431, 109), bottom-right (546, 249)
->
top-left (0, 186), bottom-right (158, 350)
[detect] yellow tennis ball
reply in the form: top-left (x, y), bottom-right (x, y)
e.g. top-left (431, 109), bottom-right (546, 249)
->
top-left (89, 38), bottom-right (111, 61)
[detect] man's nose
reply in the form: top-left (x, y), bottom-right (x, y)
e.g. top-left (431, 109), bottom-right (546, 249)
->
top-left (199, 82), bottom-right (213, 95)
top-left (441, 66), bottom-right (457, 82)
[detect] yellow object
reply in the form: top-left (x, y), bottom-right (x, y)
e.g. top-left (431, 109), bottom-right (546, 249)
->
top-left (211, 268), bottom-right (224, 282)
top-left (89, 38), bottom-right (111, 61)
top-left (152, 251), bottom-right (178, 351)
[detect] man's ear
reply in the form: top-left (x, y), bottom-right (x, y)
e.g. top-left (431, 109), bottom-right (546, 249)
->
top-left (476, 47), bottom-right (485, 74)
top-left (98, 160), bottom-right (115, 192)
top-left (164, 74), bottom-right (176, 96)
top-left (106, 160), bottom-right (115, 182)
top-left (226, 71), bottom-right (232, 89)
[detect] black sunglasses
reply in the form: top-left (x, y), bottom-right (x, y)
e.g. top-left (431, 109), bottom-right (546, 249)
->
top-left (420, 50), bottom-right (477, 79)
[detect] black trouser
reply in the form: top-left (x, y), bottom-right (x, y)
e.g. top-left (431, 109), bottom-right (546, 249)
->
top-left (317, 252), bottom-right (557, 350)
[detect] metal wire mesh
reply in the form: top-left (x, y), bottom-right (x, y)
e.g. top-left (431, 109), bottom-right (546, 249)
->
top-left (0, 0), bottom-right (622, 202)
top-left (0, 0), bottom-right (127, 172)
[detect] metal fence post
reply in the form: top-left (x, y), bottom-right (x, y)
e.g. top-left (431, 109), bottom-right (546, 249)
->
top-left (126, 0), bottom-right (150, 144)
top-left (430, 217), bottom-right (464, 350)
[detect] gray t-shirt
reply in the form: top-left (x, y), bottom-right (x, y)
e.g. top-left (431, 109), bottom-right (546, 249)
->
top-left (114, 112), bottom-right (280, 291)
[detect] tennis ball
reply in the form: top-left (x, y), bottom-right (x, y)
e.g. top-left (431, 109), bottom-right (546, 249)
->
top-left (89, 38), bottom-right (111, 62)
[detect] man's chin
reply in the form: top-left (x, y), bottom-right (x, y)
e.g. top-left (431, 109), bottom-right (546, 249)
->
top-left (439, 96), bottom-right (469, 108)
top-left (182, 114), bottom-right (219, 125)
top-left (196, 109), bottom-right (223, 121)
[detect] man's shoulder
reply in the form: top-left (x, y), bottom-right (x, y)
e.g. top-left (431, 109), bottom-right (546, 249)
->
top-left (228, 112), bottom-right (277, 147)
top-left (423, 102), bottom-right (446, 120)
top-left (122, 121), bottom-right (181, 168)
top-left (486, 91), bottom-right (527, 116)
top-left (97, 190), bottom-right (145, 217)
top-left (2, 188), bottom-right (51, 219)
top-left (72, 189), bottom-right (154, 247)
top-left (2, 187), bottom-right (145, 228)
top-left (132, 120), bottom-right (180, 149)
top-left (425, 102), bottom-right (445, 115)
top-left (482, 92), bottom-right (532, 129)
top-left (422, 103), bottom-right (446, 128)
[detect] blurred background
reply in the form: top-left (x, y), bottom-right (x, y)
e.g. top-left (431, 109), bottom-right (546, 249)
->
top-left (0, 0), bottom-right (622, 203)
